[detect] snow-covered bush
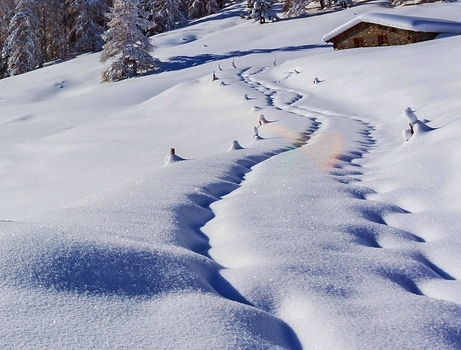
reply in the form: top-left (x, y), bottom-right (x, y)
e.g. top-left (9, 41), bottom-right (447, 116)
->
top-left (401, 107), bottom-right (433, 141)
top-left (402, 107), bottom-right (418, 125)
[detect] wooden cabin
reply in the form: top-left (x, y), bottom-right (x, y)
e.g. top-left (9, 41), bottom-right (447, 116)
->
top-left (323, 13), bottom-right (461, 50)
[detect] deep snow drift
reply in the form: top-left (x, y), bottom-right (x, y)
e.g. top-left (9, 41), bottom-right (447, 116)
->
top-left (1, 1), bottom-right (461, 349)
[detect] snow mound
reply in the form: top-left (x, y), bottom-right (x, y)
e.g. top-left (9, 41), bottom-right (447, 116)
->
top-left (228, 140), bottom-right (244, 151)
top-left (164, 148), bottom-right (186, 165)
top-left (258, 113), bottom-right (274, 126)
top-left (402, 107), bottom-right (418, 124)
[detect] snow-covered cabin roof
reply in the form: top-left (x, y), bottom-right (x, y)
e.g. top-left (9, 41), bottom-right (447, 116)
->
top-left (323, 13), bottom-right (461, 42)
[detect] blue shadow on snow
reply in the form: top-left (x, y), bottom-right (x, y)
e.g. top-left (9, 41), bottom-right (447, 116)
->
top-left (157, 45), bottom-right (328, 73)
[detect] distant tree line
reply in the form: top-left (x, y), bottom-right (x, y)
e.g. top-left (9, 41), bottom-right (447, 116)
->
top-left (281, 0), bottom-right (438, 18)
top-left (0, 0), bottom-right (429, 80)
top-left (0, 0), bottom-right (224, 79)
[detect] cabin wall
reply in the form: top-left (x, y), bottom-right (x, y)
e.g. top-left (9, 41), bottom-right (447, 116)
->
top-left (331, 22), bottom-right (439, 50)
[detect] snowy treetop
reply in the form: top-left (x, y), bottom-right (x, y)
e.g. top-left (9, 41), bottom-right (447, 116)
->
top-left (323, 13), bottom-right (461, 42)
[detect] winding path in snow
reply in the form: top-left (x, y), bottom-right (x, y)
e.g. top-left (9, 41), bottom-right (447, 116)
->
top-left (242, 64), bottom-right (457, 285)
top-left (197, 65), bottom-right (461, 348)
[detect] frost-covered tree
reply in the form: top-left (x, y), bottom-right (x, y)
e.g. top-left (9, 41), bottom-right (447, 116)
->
top-left (149, 0), bottom-right (187, 34)
top-left (67, 0), bottom-right (108, 53)
top-left (282, 0), bottom-right (335, 17)
top-left (100, 0), bottom-right (156, 82)
top-left (0, 0), bottom-right (15, 44)
top-left (0, 0), bottom-right (15, 77)
top-left (188, 0), bottom-right (220, 20)
top-left (34, 0), bottom-right (67, 62)
top-left (282, 0), bottom-right (308, 17)
top-left (3, 0), bottom-right (42, 76)
top-left (247, 0), bottom-right (278, 23)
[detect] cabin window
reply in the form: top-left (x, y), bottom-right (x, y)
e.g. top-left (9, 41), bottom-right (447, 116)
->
top-left (353, 37), bottom-right (364, 48)
top-left (378, 34), bottom-right (389, 46)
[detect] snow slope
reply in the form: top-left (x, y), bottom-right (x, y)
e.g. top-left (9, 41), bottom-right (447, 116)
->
top-left (1, 1), bottom-right (461, 348)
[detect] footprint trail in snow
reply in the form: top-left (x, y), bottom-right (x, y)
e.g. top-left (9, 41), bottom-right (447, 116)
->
top-left (201, 66), bottom-right (461, 349)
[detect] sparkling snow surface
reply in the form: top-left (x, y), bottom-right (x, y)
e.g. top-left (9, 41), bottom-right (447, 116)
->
top-left (1, 1), bottom-right (461, 349)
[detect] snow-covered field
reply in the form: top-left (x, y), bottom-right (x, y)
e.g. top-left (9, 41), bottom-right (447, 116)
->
top-left (1, 1), bottom-right (461, 348)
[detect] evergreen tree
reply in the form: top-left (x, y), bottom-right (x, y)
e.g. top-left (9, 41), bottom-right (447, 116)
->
top-left (34, 0), bottom-right (67, 62)
top-left (249, 0), bottom-right (278, 23)
top-left (3, 0), bottom-right (42, 76)
top-left (100, 0), bottom-right (156, 82)
top-left (282, 0), bottom-right (334, 17)
top-left (149, 0), bottom-right (187, 34)
top-left (282, 0), bottom-right (308, 17)
top-left (0, 0), bottom-right (15, 44)
top-left (0, 0), bottom-right (15, 77)
top-left (188, 0), bottom-right (219, 20)
top-left (67, 0), bottom-right (108, 53)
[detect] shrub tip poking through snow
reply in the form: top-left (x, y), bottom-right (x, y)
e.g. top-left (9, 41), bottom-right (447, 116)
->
top-left (402, 107), bottom-right (418, 124)
top-left (402, 107), bottom-right (417, 140)
top-left (258, 114), bottom-right (272, 126)
top-left (228, 140), bottom-right (244, 151)
top-left (401, 107), bottom-right (434, 141)
top-left (253, 126), bottom-right (262, 140)
top-left (164, 148), bottom-right (186, 165)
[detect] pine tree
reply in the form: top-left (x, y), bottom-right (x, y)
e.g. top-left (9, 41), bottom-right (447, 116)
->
top-left (249, 0), bottom-right (278, 23)
top-left (282, 0), bottom-right (308, 17)
top-left (3, 0), bottom-right (42, 76)
top-left (0, 0), bottom-right (15, 44)
top-left (188, 0), bottom-right (219, 20)
top-left (67, 0), bottom-right (108, 53)
top-left (100, 0), bottom-right (156, 82)
top-left (282, 0), bottom-right (334, 17)
top-left (0, 0), bottom-right (15, 77)
top-left (34, 0), bottom-right (67, 62)
top-left (149, 0), bottom-right (187, 34)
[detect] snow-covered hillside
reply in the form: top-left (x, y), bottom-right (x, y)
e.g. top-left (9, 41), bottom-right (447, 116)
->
top-left (1, 1), bottom-right (461, 348)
